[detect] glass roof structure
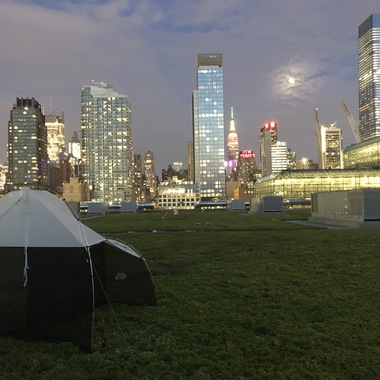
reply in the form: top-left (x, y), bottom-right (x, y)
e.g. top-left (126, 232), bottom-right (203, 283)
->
top-left (254, 169), bottom-right (380, 200)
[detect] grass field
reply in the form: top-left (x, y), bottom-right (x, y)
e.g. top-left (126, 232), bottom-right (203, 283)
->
top-left (1, 209), bottom-right (380, 379)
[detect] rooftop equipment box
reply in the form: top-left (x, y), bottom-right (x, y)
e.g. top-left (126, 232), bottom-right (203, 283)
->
top-left (86, 202), bottom-right (107, 215)
top-left (250, 196), bottom-right (283, 214)
top-left (121, 202), bottom-right (138, 213)
top-left (227, 199), bottom-right (247, 211)
top-left (310, 188), bottom-right (380, 228)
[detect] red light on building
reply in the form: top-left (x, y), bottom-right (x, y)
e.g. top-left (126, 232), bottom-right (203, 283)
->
top-left (261, 121), bottom-right (277, 132)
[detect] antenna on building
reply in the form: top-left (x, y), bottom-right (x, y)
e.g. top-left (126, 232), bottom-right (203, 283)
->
top-left (49, 93), bottom-right (53, 114)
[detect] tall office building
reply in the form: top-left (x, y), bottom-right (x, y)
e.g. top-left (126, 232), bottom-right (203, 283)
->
top-left (287, 148), bottom-right (297, 170)
top-left (80, 82), bottom-right (132, 203)
top-left (68, 131), bottom-right (81, 178)
top-left (45, 113), bottom-right (65, 163)
top-left (318, 123), bottom-right (343, 169)
top-left (144, 150), bottom-right (157, 200)
top-left (358, 15), bottom-right (380, 141)
top-left (68, 131), bottom-right (81, 160)
top-left (271, 141), bottom-right (288, 173)
top-left (193, 53), bottom-right (226, 200)
top-left (260, 122), bottom-right (278, 177)
top-left (237, 150), bottom-right (257, 183)
top-left (226, 106), bottom-right (239, 179)
top-left (133, 153), bottom-right (144, 202)
top-left (6, 97), bottom-right (48, 190)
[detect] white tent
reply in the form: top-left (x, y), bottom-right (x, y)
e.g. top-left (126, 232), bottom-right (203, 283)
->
top-left (0, 188), bottom-right (156, 351)
top-left (0, 187), bottom-right (103, 248)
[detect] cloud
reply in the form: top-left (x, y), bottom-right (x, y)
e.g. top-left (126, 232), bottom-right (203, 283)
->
top-left (0, 0), bottom-right (379, 170)
top-left (271, 57), bottom-right (330, 108)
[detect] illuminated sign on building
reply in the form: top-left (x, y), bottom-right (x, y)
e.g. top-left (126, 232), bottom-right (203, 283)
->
top-left (240, 150), bottom-right (255, 158)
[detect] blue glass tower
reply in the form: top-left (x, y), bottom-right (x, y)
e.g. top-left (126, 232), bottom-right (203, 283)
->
top-left (193, 53), bottom-right (226, 201)
top-left (358, 15), bottom-right (380, 141)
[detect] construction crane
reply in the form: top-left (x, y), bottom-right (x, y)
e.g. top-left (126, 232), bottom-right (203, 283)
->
top-left (342, 102), bottom-right (360, 143)
top-left (315, 108), bottom-right (321, 134)
top-left (314, 108), bottom-right (324, 169)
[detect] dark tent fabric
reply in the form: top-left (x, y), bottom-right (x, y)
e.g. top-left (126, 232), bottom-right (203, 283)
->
top-left (0, 188), bottom-right (157, 351)
top-left (92, 240), bottom-right (157, 308)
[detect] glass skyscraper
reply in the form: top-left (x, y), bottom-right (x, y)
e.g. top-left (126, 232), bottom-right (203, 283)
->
top-left (358, 14), bottom-right (380, 141)
top-left (193, 53), bottom-right (226, 201)
top-left (80, 82), bottom-right (133, 204)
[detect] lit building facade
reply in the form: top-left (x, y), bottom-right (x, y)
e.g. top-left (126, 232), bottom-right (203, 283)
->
top-left (172, 162), bottom-right (183, 172)
top-left (297, 157), bottom-right (314, 169)
top-left (193, 53), bottom-right (226, 200)
top-left (67, 131), bottom-right (83, 178)
top-left (319, 124), bottom-right (343, 169)
top-left (144, 150), bottom-right (157, 201)
top-left (62, 176), bottom-right (90, 202)
top-left (45, 113), bottom-right (65, 163)
top-left (237, 150), bottom-right (258, 184)
top-left (6, 97), bottom-right (48, 190)
top-left (358, 15), bottom-right (380, 141)
top-left (339, 15), bottom-right (380, 169)
top-left (133, 153), bottom-right (144, 202)
top-left (69, 131), bottom-right (81, 160)
top-left (161, 164), bottom-right (187, 182)
top-left (343, 136), bottom-right (380, 168)
top-left (0, 164), bottom-right (8, 192)
top-left (271, 141), bottom-right (288, 174)
top-left (80, 82), bottom-right (133, 204)
top-left (287, 149), bottom-right (297, 170)
top-left (67, 131), bottom-right (81, 178)
top-left (260, 122), bottom-right (278, 176)
top-left (254, 169), bottom-right (380, 200)
top-left (158, 181), bottom-right (197, 210)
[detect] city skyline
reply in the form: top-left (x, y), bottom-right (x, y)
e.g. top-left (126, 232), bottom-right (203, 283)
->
top-left (0, 1), bottom-right (379, 171)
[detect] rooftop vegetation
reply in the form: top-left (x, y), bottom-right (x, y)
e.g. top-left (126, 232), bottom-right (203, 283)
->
top-left (1, 209), bottom-right (379, 379)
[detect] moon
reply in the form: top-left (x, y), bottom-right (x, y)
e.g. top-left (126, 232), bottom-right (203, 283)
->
top-left (288, 77), bottom-right (295, 85)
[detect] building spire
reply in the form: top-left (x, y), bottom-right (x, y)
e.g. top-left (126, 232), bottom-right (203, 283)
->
top-left (229, 106), bottom-right (236, 131)
top-left (227, 106), bottom-right (238, 147)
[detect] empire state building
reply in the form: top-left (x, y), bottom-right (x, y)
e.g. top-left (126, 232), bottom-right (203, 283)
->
top-left (226, 106), bottom-right (239, 179)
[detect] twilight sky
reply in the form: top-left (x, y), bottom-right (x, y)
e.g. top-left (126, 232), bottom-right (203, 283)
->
top-left (0, 0), bottom-right (379, 172)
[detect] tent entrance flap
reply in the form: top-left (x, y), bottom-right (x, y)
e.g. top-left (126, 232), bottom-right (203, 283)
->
top-left (92, 240), bottom-right (157, 307)
top-left (27, 247), bottom-right (94, 351)
top-left (0, 248), bottom-right (28, 336)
